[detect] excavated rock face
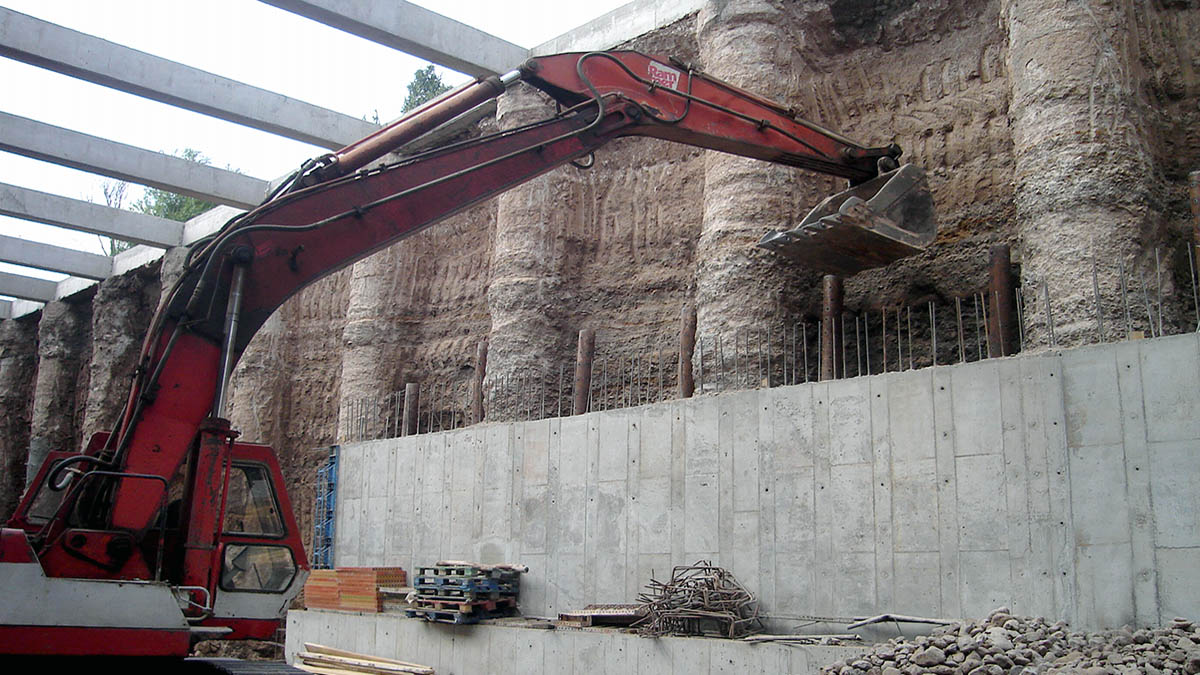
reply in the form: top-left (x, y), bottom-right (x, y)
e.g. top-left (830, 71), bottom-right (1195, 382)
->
top-left (26, 297), bottom-right (91, 485)
top-left (82, 263), bottom-right (161, 445)
top-left (0, 315), bottom-right (38, 519)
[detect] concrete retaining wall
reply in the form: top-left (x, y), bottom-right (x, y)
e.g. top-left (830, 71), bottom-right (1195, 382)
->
top-left (327, 333), bottom-right (1200, 632)
top-left (285, 611), bottom-right (861, 674)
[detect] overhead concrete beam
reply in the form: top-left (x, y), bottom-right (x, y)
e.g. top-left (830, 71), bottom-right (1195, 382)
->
top-left (0, 113), bottom-right (269, 209)
top-left (0, 234), bottom-right (112, 280)
top-left (0, 182), bottom-right (184, 248)
top-left (0, 8), bottom-right (377, 149)
top-left (0, 271), bottom-right (58, 303)
top-left (260, 0), bottom-right (528, 78)
top-left (0, 300), bottom-right (10, 318)
top-left (533, 0), bottom-right (704, 54)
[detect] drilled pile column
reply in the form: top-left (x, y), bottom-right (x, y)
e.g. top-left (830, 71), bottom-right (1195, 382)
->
top-left (1005, 0), bottom-right (1159, 347)
top-left (82, 267), bottom-right (160, 444)
top-left (695, 0), bottom-right (796, 386)
top-left (485, 85), bottom-right (566, 421)
top-left (26, 299), bottom-right (91, 486)
top-left (0, 316), bottom-right (38, 518)
top-left (336, 253), bottom-right (394, 441)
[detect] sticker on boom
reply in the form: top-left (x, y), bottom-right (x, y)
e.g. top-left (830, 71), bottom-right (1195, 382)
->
top-left (647, 61), bottom-right (682, 90)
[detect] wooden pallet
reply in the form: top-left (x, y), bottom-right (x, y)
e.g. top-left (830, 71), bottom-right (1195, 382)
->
top-left (411, 595), bottom-right (517, 614)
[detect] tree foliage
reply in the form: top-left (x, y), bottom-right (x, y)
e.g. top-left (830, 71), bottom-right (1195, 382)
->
top-left (132, 148), bottom-right (217, 223)
top-left (402, 65), bottom-right (452, 113)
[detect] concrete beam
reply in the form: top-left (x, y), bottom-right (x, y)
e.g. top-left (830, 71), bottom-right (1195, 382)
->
top-left (533, 0), bottom-right (704, 55)
top-left (0, 8), bottom-right (377, 149)
top-left (0, 113), bottom-right (269, 209)
top-left (0, 234), bottom-right (112, 280)
top-left (260, 0), bottom-right (528, 78)
top-left (0, 182), bottom-right (184, 248)
top-left (0, 300), bottom-right (10, 319)
top-left (0, 271), bottom-right (58, 303)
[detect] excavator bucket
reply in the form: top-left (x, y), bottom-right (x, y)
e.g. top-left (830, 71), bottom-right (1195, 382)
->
top-left (757, 164), bottom-right (936, 276)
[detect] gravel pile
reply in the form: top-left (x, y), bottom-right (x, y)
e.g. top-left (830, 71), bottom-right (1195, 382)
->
top-left (822, 608), bottom-right (1200, 675)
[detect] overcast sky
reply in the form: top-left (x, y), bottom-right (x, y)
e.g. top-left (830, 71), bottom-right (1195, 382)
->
top-left (0, 0), bottom-right (631, 291)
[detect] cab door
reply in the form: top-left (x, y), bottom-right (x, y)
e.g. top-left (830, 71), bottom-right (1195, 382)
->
top-left (204, 442), bottom-right (309, 639)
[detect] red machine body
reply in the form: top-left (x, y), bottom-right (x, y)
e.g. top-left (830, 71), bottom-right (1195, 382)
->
top-left (1, 51), bottom-right (933, 658)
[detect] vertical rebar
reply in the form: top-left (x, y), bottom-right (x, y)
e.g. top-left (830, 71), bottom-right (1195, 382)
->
top-left (974, 294), bottom-right (983, 360)
top-left (718, 333), bottom-right (725, 393)
top-left (1092, 251), bottom-right (1104, 343)
top-left (981, 294), bottom-right (991, 359)
top-left (855, 315), bottom-right (863, 376)
top-left (842, 314), bottom-right (849, 378)
top-left (822, 275), bottom-right (843, 380)
top-left (896, 307), bottom-right (903, 369)
top-left (955, 298), bottom-right (965, 363)
top-left (1044, 281), bottom-right (1057, 346)
top-left (1155, 247), bottom-right (1163, 337)
top-left (1120, 260), bottom-right (1132, 338)
top-left (864, 316), bottom-right (870, 375)
top-left (558, 364), bottom-right (564, 417)
top-left (1189, 243), bottom-right (1199, 331)
top-left (817, 319), bottom-right (823, 381)
top-left (906, 307), bottom-right (913, 370)
top-left (766, 324), bottom-right (773, 388)
top-left (734, 327), bottom-right (742, 388)
top-left (882, 308), bottom-right (889, 372)
top-left (698, 338), bottom-right (705, 394)
top-left (789, 323), bottom-right (796, 385)
top-left (801, 321), bottom-right (809, 383)
top-left (658, 349), bottom-right (665, 401)
top-left (1015, 286), bottom-right (1026, 350)
top-left (756, 328), bottom-right (764, 387)
top-left (929, 301), bottom-right (937, 367)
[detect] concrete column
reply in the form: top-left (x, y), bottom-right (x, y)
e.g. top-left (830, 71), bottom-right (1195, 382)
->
top-left (485, 85), bottom-right (566, 421)
top-left (336, 252), bottom-right (396, 442)
top-left (695, 0), bottom-right (797, 387)
top-left (1005, 0), bottom-right (1159, 347)
top-left (0, 315), bottom-right (38, 518)
top-left (26, 299), bottom-right (91, 486)
top-left (82, 266), bottom-right (160, 444)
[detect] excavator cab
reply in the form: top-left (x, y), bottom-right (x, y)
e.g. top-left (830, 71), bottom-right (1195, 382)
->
top-left (1, 436), bottom-right (307, 654)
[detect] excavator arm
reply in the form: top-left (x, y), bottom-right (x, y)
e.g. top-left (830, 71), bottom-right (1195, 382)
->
top-left (4, 50), bottom-right (935, 657)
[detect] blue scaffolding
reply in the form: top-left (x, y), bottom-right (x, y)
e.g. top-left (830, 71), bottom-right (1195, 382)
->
top-left (312, 445), bottom-right (339, 569)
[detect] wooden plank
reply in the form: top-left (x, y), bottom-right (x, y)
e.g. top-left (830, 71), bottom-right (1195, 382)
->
top-left (304, 642), bottom-right (434, 671)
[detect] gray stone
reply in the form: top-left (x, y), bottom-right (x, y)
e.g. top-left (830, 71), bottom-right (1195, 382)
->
top-left (913, 646), bottom-right (948, 667)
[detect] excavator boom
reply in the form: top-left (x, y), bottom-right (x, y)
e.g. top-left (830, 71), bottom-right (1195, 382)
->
top-left (2, 50), bottom-right (936, 658)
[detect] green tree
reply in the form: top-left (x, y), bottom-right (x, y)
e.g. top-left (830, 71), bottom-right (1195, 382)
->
top-left (132, 148), bottom-right (217, 222)
top-left (402, 65), bottom-right (452, 112)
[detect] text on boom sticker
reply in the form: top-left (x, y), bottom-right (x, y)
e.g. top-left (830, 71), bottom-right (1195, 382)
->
top-left (647, 61), bottom-right (682, 90)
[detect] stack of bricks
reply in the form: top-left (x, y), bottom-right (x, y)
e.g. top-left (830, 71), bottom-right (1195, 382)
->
top-left (304, 567), bottom-right (407, 613)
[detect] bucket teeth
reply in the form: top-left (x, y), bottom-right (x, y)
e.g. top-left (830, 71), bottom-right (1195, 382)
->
top-left (758, 164), bottom-right (937, 276)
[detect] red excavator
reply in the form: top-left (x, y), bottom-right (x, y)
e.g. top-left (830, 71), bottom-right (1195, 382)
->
top-left (0, 50), bottom-right (934, 661)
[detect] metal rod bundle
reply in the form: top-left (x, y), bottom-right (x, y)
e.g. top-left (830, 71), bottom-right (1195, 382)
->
top-left (633, 561), bottom-right (762, 639)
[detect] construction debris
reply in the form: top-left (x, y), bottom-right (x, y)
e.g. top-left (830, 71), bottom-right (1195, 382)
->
top-left (406, 561), bottom-right (522, 624)
top-left (823, 608), bottom-right (1200, 675)
top-left (633, 561), bottom-right (762, 639)
top-left (296, 642), bottom-right (433, 675)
